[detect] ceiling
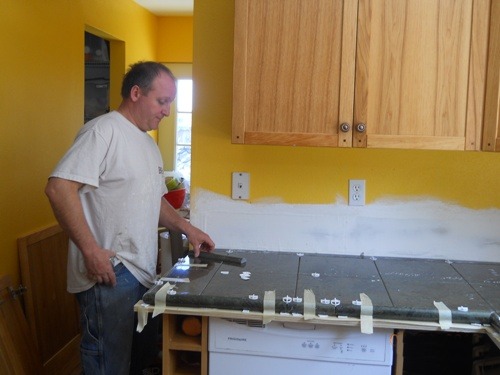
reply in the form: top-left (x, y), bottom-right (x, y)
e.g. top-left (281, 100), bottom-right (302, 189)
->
top-left (134, 0), bottom-right (193, 16)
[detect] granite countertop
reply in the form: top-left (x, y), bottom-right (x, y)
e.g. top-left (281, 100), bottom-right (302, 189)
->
top-left (143, 250), bottom-right (500, 326)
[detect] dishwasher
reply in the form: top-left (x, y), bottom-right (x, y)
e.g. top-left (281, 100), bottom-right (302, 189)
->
top-left (209, 318), bottom-right (393, 375)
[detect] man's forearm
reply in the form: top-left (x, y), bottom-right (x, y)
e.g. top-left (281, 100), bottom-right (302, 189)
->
top-left (158, 197), bottom-right (192, 233)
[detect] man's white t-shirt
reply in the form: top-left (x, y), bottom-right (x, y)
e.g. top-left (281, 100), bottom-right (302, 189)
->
top-left (50, 111), bottom-right (167, 293)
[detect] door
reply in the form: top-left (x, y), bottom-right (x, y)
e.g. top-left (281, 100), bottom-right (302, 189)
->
top-left (353, 0), bottom-right (488, 150)
top-left (232, 0), bottom-right (357, 147)
top-left (0, 274), bottom-right (42, 374)
top-left (18, 225), bottom-right (81, 375)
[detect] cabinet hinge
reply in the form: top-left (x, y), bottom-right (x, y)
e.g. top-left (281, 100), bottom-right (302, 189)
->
top-left (9, 285), bottom-right (27, 299)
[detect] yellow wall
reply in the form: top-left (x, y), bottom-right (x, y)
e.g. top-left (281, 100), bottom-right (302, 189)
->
top-left (2, 0), bottom-right (499, 288)
top-left (191, 1), bottom-right (500, 207)
top-left (0, 0), bottom-right (160, 283)
top-left (155, 17), bottom-right (193, 166)
top-left (157, 17), bottom-right (193, 63)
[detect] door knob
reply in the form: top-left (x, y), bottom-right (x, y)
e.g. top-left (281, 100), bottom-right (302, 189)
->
top-left (356, 123), bottom-right (366, 133)
top-left (340, 123), bottom-right (350, 132)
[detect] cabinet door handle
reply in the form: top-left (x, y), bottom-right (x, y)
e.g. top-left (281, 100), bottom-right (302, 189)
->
top-left (340, 123), bottom-right (351, 132)
top-left (356, 123), bottom-right (366, 133)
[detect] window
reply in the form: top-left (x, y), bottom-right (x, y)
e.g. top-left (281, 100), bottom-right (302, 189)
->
top-left (157, 64), bottom-right (192, 187)
top-left (175, 79), bottom-right (193, 184)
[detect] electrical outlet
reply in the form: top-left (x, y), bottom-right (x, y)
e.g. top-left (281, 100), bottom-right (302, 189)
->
top-left (349, 179), bottom-right (366, 206)
top-left (232, 172), bottom-right (250, 200)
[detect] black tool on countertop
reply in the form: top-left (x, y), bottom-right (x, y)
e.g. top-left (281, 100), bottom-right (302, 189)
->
top-left (196, 251), bottom-right (247, 266)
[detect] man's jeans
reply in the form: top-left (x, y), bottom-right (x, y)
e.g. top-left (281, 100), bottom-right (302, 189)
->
top-left (76, 263), bottom-right (159, 375)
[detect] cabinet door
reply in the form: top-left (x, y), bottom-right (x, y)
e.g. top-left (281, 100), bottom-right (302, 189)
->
top-left (353, 0), bottom-right (489, 150)
top-left (232, 0), bottom-right (357, 147)
top-left (482, 0), bottom-right (500, 152)
top-left (0, 275), bottom-right (42, 374)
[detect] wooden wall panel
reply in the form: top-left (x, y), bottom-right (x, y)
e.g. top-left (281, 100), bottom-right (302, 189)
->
top-left (18, 225), bottom-right (80, 375)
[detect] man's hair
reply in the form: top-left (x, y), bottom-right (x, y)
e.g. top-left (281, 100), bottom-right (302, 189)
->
top-left (121, 61), bottom-right (176, 99)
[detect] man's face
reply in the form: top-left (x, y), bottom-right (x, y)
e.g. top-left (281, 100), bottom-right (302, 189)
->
top-left (135, 72), bottom-right (177, 132)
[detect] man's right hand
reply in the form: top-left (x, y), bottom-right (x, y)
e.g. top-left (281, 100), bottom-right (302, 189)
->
top-left (83, 247), bottom-right (117, 286)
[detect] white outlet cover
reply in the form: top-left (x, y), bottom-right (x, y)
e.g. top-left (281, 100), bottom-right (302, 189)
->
top-left (349, 179), bottom-right (366, 206)
top-left (232, 172), bottom-right (250, 200)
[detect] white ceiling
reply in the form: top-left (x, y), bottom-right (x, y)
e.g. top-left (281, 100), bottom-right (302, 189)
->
top-left (134, 0), bottom-right (193, 16)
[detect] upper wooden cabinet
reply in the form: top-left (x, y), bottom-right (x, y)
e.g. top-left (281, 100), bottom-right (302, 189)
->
top-left (482, 0), bottom-right (500, 152)
top-left (232, 0), bottom-right (356, 147)
top-left (232, 0), bottom-right (491, 150)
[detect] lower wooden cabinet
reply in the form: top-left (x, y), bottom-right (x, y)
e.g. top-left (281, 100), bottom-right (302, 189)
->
top-left (163, 314), bottom-right (208, 375)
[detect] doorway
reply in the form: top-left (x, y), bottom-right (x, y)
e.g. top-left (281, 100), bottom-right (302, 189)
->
top-left (84, 32), bottom-right (110, 122)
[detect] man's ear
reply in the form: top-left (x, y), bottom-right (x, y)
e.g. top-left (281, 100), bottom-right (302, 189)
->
top-left (129, 85), bottom-right (141, 101)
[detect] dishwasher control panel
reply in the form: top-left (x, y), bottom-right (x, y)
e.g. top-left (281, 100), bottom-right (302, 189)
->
top-left (209, 318), bottom-right (393, 365)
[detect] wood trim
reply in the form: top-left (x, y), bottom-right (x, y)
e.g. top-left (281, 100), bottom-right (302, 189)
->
top-left (244, 131), bottom-right (339, 147)
top-left (394, 330), bottom-right (405, 375)
top-left (367, 135), bottom-right (465, 150)
top-left (482, 0), bottom-right (500, 151)
top-left (484, 326), bottom-right (500, 350)
top-left (138, 302), bottom-right (489, 334)
top-left (338, 0), bottom-right (358, 147)
top-left (19, 224), bottom-right (63, 247)
top-left (465, 0), bottom-right (490, 150)
top-left (201, 316), bottom-right (208, 375)
top-left (232, 0), bottom-right (248, 144)
top-left (352, 0), bottom-right (371, 148)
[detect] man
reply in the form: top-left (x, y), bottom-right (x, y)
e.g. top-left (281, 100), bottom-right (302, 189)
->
top-left (45, 61), bottom-right (215, 374)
